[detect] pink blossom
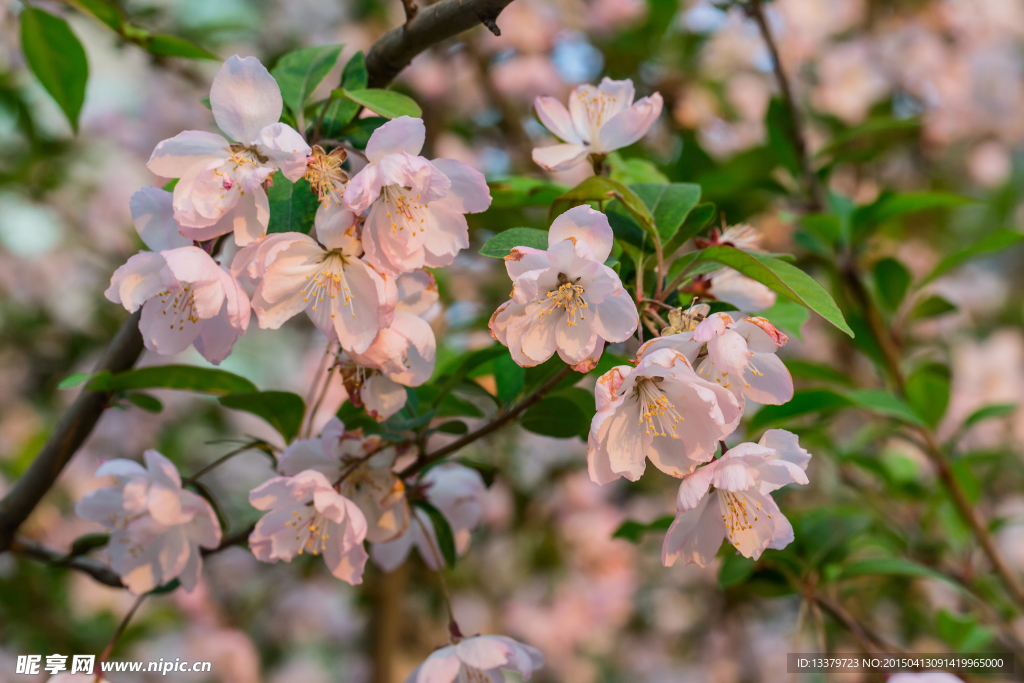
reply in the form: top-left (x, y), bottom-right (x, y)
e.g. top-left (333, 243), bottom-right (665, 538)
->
top-left (343, 116), bottom-right (492, 275)
top-left (340, 270), bottom-right (440, 421)
top-left (532, 78), bottom-right (663, 171)
top-left (75, 450), bottom-right (221, 594)
top-left (405, 634), bottom-right (543, 683)
top-left (105, 187), bottom-right (250, 365)
top-left (371, 463), bottom-right (486, 571)
top-left (147, 55), bottom-right (311, 245)
top-left (489, 206), bottom-right (638, 369)
top-left (662, 430), bottom-right (810, 567)
top-left (277, 417), bottom-right (408, 543)
top-left (248, 469), bottom-right (369, 584)
top-left (248, 204), bottom-right (396, 355)
top-left (587, 347), bottom-right (742, 485)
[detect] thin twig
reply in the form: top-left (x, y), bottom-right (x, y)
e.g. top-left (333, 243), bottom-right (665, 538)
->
top-left (99, 594), bottom-right (146, 664)
top-left (398, 364), bottom-right (574, 479)
top-left (182, 442), bottom-right (266, 487)
top-left (411, 512), bottom-right (459, 638)
top-left (745, 0), bottom-right (824, 212)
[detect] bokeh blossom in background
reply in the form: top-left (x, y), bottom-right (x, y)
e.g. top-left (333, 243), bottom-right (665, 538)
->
top-left (1, 0), bottom-right (1024, 682)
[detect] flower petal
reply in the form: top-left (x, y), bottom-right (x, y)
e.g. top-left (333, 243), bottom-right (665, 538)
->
top-left (548, 204), bottom-right (614, 262)
top-left (210, 55), bottom-right (283, 143)
top-left (365, 116), bottom-right (426, 164)
top-left (534, 95), bottom-right (583, 145)
top-left (255, 122), bottom-right (312, 181)
top-left (130, 187), bottom-right (192, 251)
top-left (596, 92), bottom-right (663, 153)
top-left (429, 158), bottom-right (492, 213)
top-left (531, 143), bottom-right (589, 172)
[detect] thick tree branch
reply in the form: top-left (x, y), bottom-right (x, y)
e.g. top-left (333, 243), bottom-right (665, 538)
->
top-left (0, 310), bottom-right (144, 552)
top-left (365, 0), bottom-right (513, 88)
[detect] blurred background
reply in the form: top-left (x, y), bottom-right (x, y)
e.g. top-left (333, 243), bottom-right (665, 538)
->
top-left (2, 0), bottom-right (1024, 681)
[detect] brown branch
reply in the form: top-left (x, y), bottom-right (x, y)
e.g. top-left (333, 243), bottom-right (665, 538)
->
top-left (365, 0), bottom-right (513, 88)
top-left (398, 364), bottom-right (574, 479)
top-left (745, 0), bottom-right (825, 212)
top-left (0, 310), bottom-right (144, 552)
top-left (8, 523), bottom-right (255, 591)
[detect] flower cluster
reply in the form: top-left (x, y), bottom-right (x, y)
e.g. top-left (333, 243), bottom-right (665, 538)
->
top-left (81, 53), bottom-right (809, 678)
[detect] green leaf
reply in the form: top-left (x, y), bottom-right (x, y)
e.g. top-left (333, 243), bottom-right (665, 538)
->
top-left (911, 295), bottom-right (957, 320)
top-left (339, 116), bottom-right (387, 148)
top-left (148, 578), bottom-right (182, 594)
top-left (765, 98), bottom-right (801, 178)
top-left (219, 391), bottom-right (305, 442)
top-left (272, 45), bottom-right (343, 116)
top-left (69, 0), bottom-right (122, 30)
top-left (521, 396), bottom-right (587, 439)
top-left (69, 532), bottom-right (110, 556)
top-left (664, 202), bottom-right (716, 256)
top-left (612, 516), bottom-right (673, 543)
top-left (336, 88), bottom-right (421, 119)
top-left (124, 392), bottom-right (162, 413)
top-left (904, 364), bottom-right (950, 428)
top-left (846, 389), bottom-right (924, 426)
top-left (488, 177), bottom-right (568, 209)
top-left (435, 420), bottom-right (469, 435)
top-left (873, 257), bottom-right (912, 311)
top-left (963, 403), bottom-right (1016, 430)
top-left (607, 152), bottom-right (669, 184)
top-left (88, 365), bottom-right (256, 396)
top-left (784, 360), bottom-right (854, 387)
top-left (631, 183), bottom-right (701, 243)
top-left (20, 8), bottom-right (89, 131)
top-left (267, 176), bottom-right (318, 234)
top-left (412, 499), bottom-right (457, 567)
top-left (800, 214), bottom-right (842, 247)
top-left (758, 297), bottom-right (809, 341)
top-left (851, 191), bottom-right (974, 244)
top-left (320, 51), bottom-right (366, 136)
top-left (748, 388), bottom-right (854, 432)
top-left (479, 227), bottom-right (549, 258)
top-left (145, 34), bottom-right (218, 60)
top-left (835, 557), bottom-right (954, 585)
top-left (553, 176), bottom-right (654, 233)
top-left (435, 393), bottom-right (484, 418)
top-left (550, 387), bottom-right (596, 440)
top-left (428, 345), bottom-right (507, 404)
top-left (494, 354), bottom-right (524, 404)
top-left (922, 228), bottom-right (1024, 285)
top-left (58, 372), bottom-right (91, 389)
top-left (719, 553), bottom-right (756, 588)
top-left (696, 246), bottom-right (853, 337)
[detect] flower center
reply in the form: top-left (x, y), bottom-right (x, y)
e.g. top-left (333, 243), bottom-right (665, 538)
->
top-left (542, 272), bottom-right (587, 325)
top-left (462, 668), bottom-right (498, 683)
top-left (576, 89), bottom-right (620, 145)
top-left (302, 253), bottom-right (356, 318)
top-left (156, 284), bottom-right (200, 331)
top-left (382, 185), bottom-right (428, 238)
top-left (633, 376), bottom-right (683, 438)
top-left (285, 506), bottom-right (330, 556)
top-left (718, 491), bottom-right (769, 543)
top-left (305, 145), bottom-right (348, 206)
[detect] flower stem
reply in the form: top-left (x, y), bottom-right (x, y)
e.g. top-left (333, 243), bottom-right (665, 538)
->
top-left (98, 594), bottom-right (146, 664)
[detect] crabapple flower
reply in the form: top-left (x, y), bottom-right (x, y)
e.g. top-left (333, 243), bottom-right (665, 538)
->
top-left (704, 225), bottom-right (776, 311)
top-left (587, 347), bottom-right (741, 485)
top-left (248, 469), bottom-right (369, 584)
top-left (105, 188), bottom-right (250, 365)
top-left (532, 78), bottom-right (663, 171)
top-left (662, 430), bottom-right (811, 567)
top-left (343, 116), bottom-right (492, 275)
top-left (277, 417), bottom-right (408, 543)
top-left (249, 204), bottom-right (395, 354)
top-left (489, 205), bottom-right (638, 370)
top-left (305, 145), bottom-right (348, 206)
top-left (75, 450), bottom-right (221, 594)
top-left (372, 463), bottom-right (486, 571)
top-left (147, 55), bottom-right (311, 245)
top-left (405, 634), bottom-right (543, 683)
top-left (691, 313), bottom-right (793, 407)
top-left (341, 269), bottom-right (440, 421)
